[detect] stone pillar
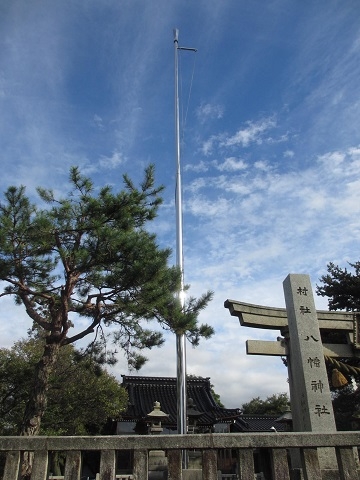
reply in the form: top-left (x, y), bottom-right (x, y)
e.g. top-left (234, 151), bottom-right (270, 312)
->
top-left (133, 449), bottom-right (148, 480)
top-left (283, 274), bottom-right (337, 470)
top-left (99, 449), bottom-right (116, 479)
top-left (167, 450), bottom-right (182, 480)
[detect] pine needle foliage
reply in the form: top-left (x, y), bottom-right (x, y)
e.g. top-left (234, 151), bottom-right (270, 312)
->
top-left (0, 165), bottom-right (213, 439)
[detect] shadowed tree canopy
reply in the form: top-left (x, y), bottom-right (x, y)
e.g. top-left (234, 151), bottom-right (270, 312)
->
top-left (317, 260), bottom-right (360, 429)
top-left (0, 164), bottom-right (214, 453)
top-left (0, 337), bottom-right (128, 436)
top-left (241, 393), bottom-right (290, 415)
top-left (317, 261), bottom-right (360, 311)
top-left (316, 260), bottom-right (360, 357)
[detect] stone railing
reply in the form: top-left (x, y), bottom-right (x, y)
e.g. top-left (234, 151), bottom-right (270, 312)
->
top-left (1, 431), bottom-right (360, 479)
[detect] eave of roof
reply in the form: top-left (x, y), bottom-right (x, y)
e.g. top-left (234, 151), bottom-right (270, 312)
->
top-left (234, 414), bottom-right (286, 432)
top-left (120, 375), bottom-right (241, 428)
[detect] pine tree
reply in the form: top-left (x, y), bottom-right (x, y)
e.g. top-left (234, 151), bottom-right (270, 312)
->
top-left (317, 261), bottom-right (360, 311)
top-left (0, 165), bottom-right (213, 476)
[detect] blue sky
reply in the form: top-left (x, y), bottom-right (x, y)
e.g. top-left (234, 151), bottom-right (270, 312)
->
top-left (1, 1), bottom-right (360, 408)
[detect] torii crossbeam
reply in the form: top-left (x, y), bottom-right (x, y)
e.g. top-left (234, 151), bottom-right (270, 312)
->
top-left (225, 298), bottom-right (359, 357)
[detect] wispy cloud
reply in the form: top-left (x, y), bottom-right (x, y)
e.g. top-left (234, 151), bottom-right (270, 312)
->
top-left (283, 150), bottom-right (295, 158)
top-left (99, 150), bottom-right (126, 169)
top-left (213, 157), bottom-right (248, 172)
top-left (200, 134), bottom-right (224, 156)
top-left (199, 117), bottom-right (278, 156)
top-left (182, 145), bottom-right (360, 305)
top-left (93, 115), bottom-right (105, 131)
top-left (196, 102), bottom-right (224, 123)
top-left (1, 1), bottom-right (360, 409)
top-left (221, 117), bottom-right (277, 148)
top-left (184, 160), bottom-right (209, 172)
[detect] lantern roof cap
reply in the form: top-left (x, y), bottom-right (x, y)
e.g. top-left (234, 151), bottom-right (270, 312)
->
top-left (147, 401), bottom-right (169, 419)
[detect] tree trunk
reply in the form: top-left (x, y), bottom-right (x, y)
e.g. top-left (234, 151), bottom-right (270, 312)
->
top-left (20, 341), bottom-right (60, 478)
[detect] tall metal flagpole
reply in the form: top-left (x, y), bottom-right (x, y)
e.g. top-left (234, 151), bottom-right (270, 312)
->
top-left (174, 27), bottom-right (186, 438)
top-left (173, 28), bottom-right (196, 439)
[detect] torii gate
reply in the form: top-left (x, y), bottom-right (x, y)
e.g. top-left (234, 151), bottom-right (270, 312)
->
top-left (225, 274), bottom-right (359, 471)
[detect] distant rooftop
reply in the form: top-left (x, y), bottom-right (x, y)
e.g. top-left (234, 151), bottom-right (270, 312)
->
top-left (119, 376), bottom-right (285, 433)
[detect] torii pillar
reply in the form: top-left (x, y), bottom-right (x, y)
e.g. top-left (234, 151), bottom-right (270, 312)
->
top-left (283, 274), bottom-right (337, 472)
top-left (283, 274), bottom-right (336, 436)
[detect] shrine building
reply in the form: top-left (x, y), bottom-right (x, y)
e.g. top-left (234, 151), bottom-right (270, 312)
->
top-left (116, 375), bottom-right (285, 435)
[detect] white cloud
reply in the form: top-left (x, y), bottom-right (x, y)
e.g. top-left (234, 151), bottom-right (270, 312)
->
top-left (199, 116), bottom-right (279, 159)
top-left (185, 177), bottom-right (209, 193)
top-left (213, 157), bottom-right (248, 172)
top-left (181, 145), bottom-right (360, 316)
top-left (265, 133), bottom-right (289, 144)
top-left (200, 135), bottom-right (217, 156)
top-left (317, 151), bottom-right (345, 171)
top-left (221, 117), bottom-right (277, 148)
top-left (1, 1), bottom-right (360, 411)
top-left (196, 102), bottom-right (224, 122)
top-left (93, 114), bottom-right (105, 130)
top-left (347, 146), bottom-right (360, 158)
top-left (99, 150), bottom-right (126, 169)
top-left (283, 150), bottom-right (294, 158)
top-left (184, 160), bottom-right (209, 173)
top-left (254, 160), bottom-right (272, 171)
top-left (186, 195), bottom-right (231, 218)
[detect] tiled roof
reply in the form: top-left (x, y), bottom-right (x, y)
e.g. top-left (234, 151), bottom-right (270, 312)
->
top-left (120, 375), bottom-right (241, 429)
top-left (120, 376), bottom-right (286, 433)
top-left (234, 414), bottom-right (286, 432)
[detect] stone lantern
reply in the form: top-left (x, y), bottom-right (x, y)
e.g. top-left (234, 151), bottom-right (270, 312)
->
top-left (147, 401), bottom-right (169, 435)
top-left (187, 398), bottom-right (203, 433)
